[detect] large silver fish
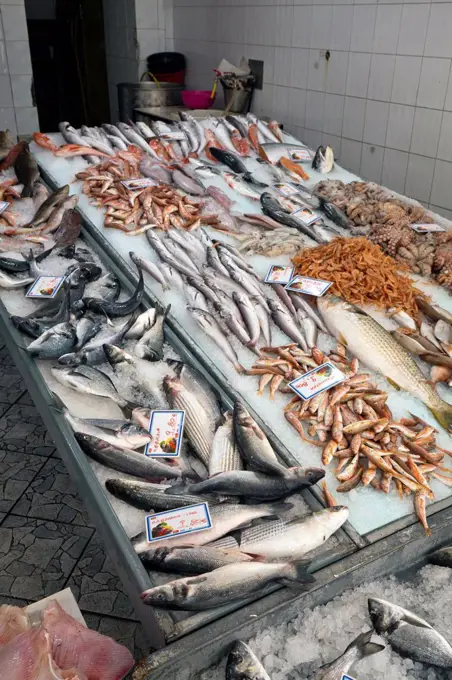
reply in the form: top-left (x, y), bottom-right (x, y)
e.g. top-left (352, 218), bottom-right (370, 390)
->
top-left (140, 558), bottom-right (313, 610)
top-left (125, 309), bottom-right (157, 340)
top-left (318, 295), bottom-right (452, 430)
top-left (227, 641), bottom-right (271, 680)
top-left (0, 270), bottom-right (34, 289)
top-left (139, 545), bottom-right (253, 575)
top-left (209, 411), bottom-right (242, 476)
top-left (267, 299), bottom-right (308, 350)
top-left (129, 252), bottom-right (169, 292)
top-left (314, 630), bottom-right (384, 680)
top-left (368, 597), bottom-right (452, 668)
top-left (51, 365), bottom-right (134, 410)
top-left (232, 291), bottom-right (261, 347)
top-left (188, 306), bottom-right (245, 374)
top-left (135, 304), bottom-right (169, 361)
top-left (105, 478), bottom-right (210, 511)
top-left (233, 402), bottom-right (288, 477)
top-left (27, 322), bottom-right (76, 359)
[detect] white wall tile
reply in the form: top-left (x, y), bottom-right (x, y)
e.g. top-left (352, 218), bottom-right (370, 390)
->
top-left (1, 4), bottom-right (27, 41)
top-left (405, 154), bottom-right (435, 202)
top-left (0, 73), bottom-right (12, 107)
top-left (305, 90), bottom-right (325, 131)
top-left (397, 4), bottom-right (429, 57)
top-left (303, 128), bottom-right (322, 149)
top-left (437, 111), bottom-right (452, 162)
top-left (330, 5), bottom-right (353, 52)
top-left (386, 104), bottom-right (415, 152)
top-left (272, 84), bottom-right (290, 124)
top-left (391, 56), bottom-right (422, 106)
top-left (360, 144), bottom-right (384, 183)
top-left (290, 48), bottom-right (308, 90)
top-left (410, 107), bottom-right (442, 156)
top-left (340, 138), bottom-right (362, 174)
top-left (416, 58), bottom-right (451, 109)
top-left (137, 28), bottom-right (162, 61)
top-left (135, 0), bottom-right (159, 30)
top-left (325, 51), bottom-right (349, 95)
top-left (0, 41), bottom-right (7, 75)
top-left (10, 73), bottom-right (31, 107)
top-left (431, 160), bottom-right (452, 209)
top-left (323, 93), bottom-right (344, 136)
top-left (342, 96), bottom-right (366, 141)
top-left (275, 5), bottom-right (293, 48)
top-left (307, 49), bottom-right (327, 92)
top-left (425, 4), bottom-right (452, 59)
top-left (322, 133), bottom-right (341, 161)
top-left (291, 6), bottom-right (312, 50)
top-left (0, 106), bottom-right (16, 136)
top-left (346, 52), bottom-right (371, 99)
top-left (382, 148), bottom-right (409, 193)
top-left (350, 6), bottom-right (376, 53)
top-left (248, 45), bottom-right (275, 85)
top-left (274, 47), bottom-right (292, 88)
top-left (368, 54), bottom-right (395, 102)
top-left (288, 87), bottom-right (306, 128)
top-left (363, 100), bottom-right (389, 147)
top-left (15, 105), bottom-right (38, 135)
top-left (309, 6), bottom-right (332, 50)
top-left (430, 205), bottom-right (452, 221)
top-left (373, 5), bottom-right (402, 55)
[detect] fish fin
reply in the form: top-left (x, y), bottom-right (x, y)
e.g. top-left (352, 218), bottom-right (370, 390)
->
top-left (387, 377), bottom-right (401, 391)
top-left (267, 501), bottom-right (294, 517)
top-left (280, 558), bottom-right (315, 588)
top-left (50, 392), bottom-right (67, 412)
top-left (163, 483), bottom-right (190, 495)
top-left (338, 332), bottom-right (348, 347)
top-left (429, 405), bottom-right (452, 432)
top-left (343, 630), bottom-right (385, 659)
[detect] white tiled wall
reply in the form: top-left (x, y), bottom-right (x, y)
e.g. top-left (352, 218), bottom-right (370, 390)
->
top-left (172, 0), bottom-right (452, 217)
top-left (0, 0), bottom-right (38, 138)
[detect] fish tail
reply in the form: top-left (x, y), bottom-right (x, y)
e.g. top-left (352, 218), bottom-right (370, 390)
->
top-left (50, 391), bottom-right (66, 412)
top-left (429, 404), bottom-right (452, 432)
top-left (279, 558), bottom-right (314, 589)
top-left (345, 630), bottom-right (385, 659)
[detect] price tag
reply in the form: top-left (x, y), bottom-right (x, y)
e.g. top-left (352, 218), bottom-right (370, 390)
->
top-left (0, 201), bottom-right (9, 214)
top-left (274, 182), bottom-right (299, 197)
top-left (292, 206), bottom-right (321, 226)
top-left (26, 276), bottom-right (66, 299)
top-left (285, 275), bottom-right (332, 297)
top-left (289, 362), bottom-right (346, 401)
top-left (145, 503), bottom-right (212, 542)
top-left (411, 223), bottom-right (446, 233)
top-left (121, 178), bottom-right (156, 190)
top-left (288, 148), bottom-right (312, 162)
top-left (265, 265), bottom-right (294, 284)
top-left (145, 409), bottom-right (185, 458)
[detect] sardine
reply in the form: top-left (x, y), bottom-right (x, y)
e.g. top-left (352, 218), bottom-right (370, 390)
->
top-left (318, 295), bottom-right (452, 430)
top-left (227, 641), bottom-right (270, 680)
top-left (234, 402), bottom-right (288, 477)
top-left (314, 630), bottom-right (384, 680)
top-left (27, 321), bottom-right (76, 358)
top-left (188, 306), bottom-right (245, 373)
top-left (84, 267), bottom-right (144, 317)
top-left (140, 558), bottom-right (313, 610)
top-left (75, 433), bottom-right (181, 480)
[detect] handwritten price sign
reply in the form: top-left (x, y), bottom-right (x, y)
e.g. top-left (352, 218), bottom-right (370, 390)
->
top-left (289, 362), bottom-right (346, 400)
top-left (145, 410), bottom-right (185, 458)
top-left (145, 503), bottom-right (212, 542)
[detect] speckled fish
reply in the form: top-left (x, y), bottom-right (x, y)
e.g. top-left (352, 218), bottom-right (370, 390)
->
top-left (184, 468), bottom-right (325, 501)
top-left (75, 433), bottom-right (181, 480)
top-left (368, 597), bottom-right (452, 668)
top-left (227, 641), bottom-right (271, 680)
top-left (140, 558), bottom-right (313, 610)
top-left (315, 630), bottom-right (384, 680)
top-left (234, 401), bottom-right (288, 477)
top-left (139, 545), bottom-right (253, 575)
top-left (27, 322), bottom-right (76, 358)
top-left (105, 478), bottom-right (210, 511)
top-left (318, 295), bottom-right (452, 430)
top-left (53, 208), bottom-right (82, 247)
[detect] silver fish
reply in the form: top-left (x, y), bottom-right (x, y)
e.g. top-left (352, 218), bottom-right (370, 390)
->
top-left (117, 122), bottom-right (155, 156)
top-left (51, 365), bottom-right (133, 409)
top-left (209, 411), bottom-right (242, 476)
top-left (59, 122), bottom-right (89, 147)
top-left (147, 231), bottom-right (199, 278)
top-left (0, 271), bottom-right (34, 289)
top-left (163, 237), bottom-right (199, 275)
top-left (160, 263), bottom-right (184, 291)
top-left (227, 641), bottom-right (271, 680)
top-left (429, 546), bottom-right (452, 568)
top-left (125, 309), bottom-right (157, 340)
top-left (135, 305), bottom-right (169, 361)
top-left (27, 322), bottom-right (76, 359)
top-left (135, 121), bottom-right (155, 140)
top-left (107, 135), bottom-right (128, 151)
top-left (172, 168), bottom-right (205, 195)
top-left (247, 113), bottom-right (280, 143)
top-left (232, 291), bottom-right (261, 347)
top-left (188, 306), bottom-right (245, 374)
top-left (234, 402), bottom-right (288, 477)
top-left (102, 123), bottom-right (130, 145)
top-left (139, 159), bottom-right (172, 184)
top-left (74, 314), bottom-right (102, 351)
top-left (167, 360), bottom-right (221, 426)
top-left (184, 283), bottom-right (209, 312)
top-left (212, 300), bottom-right (253, 351)
top-left (179, 111), bottom-right (205, 152)
top-left (105, 478), bottom-right (209, 511)
top-left (254, 302), bottom-right (272, 345)
top-left (129, 252), bottom-right (169, 291)
top-left (166, 228), bottom-right (205, 262)
top-left (140, 558), bottom-right (313, 610)
top-left (314, 630), bottom-right (384, 680)
top-left (289, 293), bottom-right (328, 333)
top-left (206, 245), bottom-right (230, 277)
top-left (139, 545), bottom-right (253, 575)
top-left (368, 597), bottom-right (452, 668)
top-left (268, 299), bottom-right (308, 350)
top-left (296, 309), bottom-right (317, 348)
top-left (75, 433), bottom-right (181, 480)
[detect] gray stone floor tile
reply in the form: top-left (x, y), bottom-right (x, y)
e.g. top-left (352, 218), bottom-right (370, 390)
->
top-left (83, 612), bottom-right (148, 665)
top-left (0, 449), bottom-right (46, 513)
top-left (0, 515), bottom-right (93, 600)
top-left (0, 402), bottom-right (54, 456)
top-left (17, 391), bottom-right (34, 407)
top-left (66, 533), bottom-right (136, 620)
top-left (12, 456), bottom-right (92, 526)
top-left (0, 365), bottom-right (26, 406)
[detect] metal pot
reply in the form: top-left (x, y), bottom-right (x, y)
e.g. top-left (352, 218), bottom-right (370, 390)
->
top-left (118, 81), bottom-right (183, 120)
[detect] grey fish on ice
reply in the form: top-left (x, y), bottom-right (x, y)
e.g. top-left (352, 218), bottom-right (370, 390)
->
top-left (227, 641), bottom-right (271, 680)
top-left (125, 308), bottom-right (157, 340)
top-left (0, 270), bottom-right (34, 289)
top-left (314, 630), bottom-right (384, 680)
top-left (135, 304), bottom-right (169, 361)
top-left (167, 359), bottom-right (221, 426)
top-left (105, 478), bottom-right (210, 512)
top-left (84, 267), bottom-right (144, 317)
top-left (74, 314), bottom-right (102, 351)
top-left (51, 364), bottom-right (135, 410)
top-left (27, 321), bottom-right (76, 359)
top-left (232, 291), bottom-right (261, 347)
top-left (234, 401), bottom-right (288, 477)
top-left (139, 545), bottom-right (253, 575)
top-left (268, 299), bottom-right (309, 350)
top-left (368, 597), bottom-right (452, 668)
top-left (429, 546), bottom-right (452, 568)
top-left (209, 411), bottom-right (242, 476)
top-left (28, 184), bottom-right (70, 227)
top-left (188, 306), bottom-right (245, 374)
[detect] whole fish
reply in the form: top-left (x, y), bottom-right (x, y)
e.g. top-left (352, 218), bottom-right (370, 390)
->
top-left (314, 630), bottom-right (384, 680)
top-left (232, 291), bottom-right (261, 347)
top-left (12, 283), bottom-right (72, 338)
top-left (247, 113), bottom-right (280, 143)
top-left (368, 597), bottom-right (452, 668)
top-left (260, 192), bottom-right (324, 243)
top-left (172, 168), bottom-right (205, 195)
top-left (217, 244), bottom-right (258, 278)
top-left (183, 468), bottom-right (325, 501)
top-left (102, 123), bottom-right (130, 145)
top-left (206, 245), bottom-right (230, 277)
top-left (290, 293), bottom-right (328, 333)
top-left (208, 147), bottom-right (248, 174)
top-left (14, 142), bottom-right (39, 197)
top-left (167, 228), bottom-right (206, 262)
top-left (147, 231), bottom-right (199, 279)
top-left (107, 135), bottom-right (128, 151)
top-left (255, 302), bottom-right (272, 345)
top-left (28, 185), bottom-right (70, 227)
top-left (140, 558), bottom-right (313, 610)
top-left (139, 159), bottom-right (172, 184)
top-left (185, 282), bottom-right (209, 312)
top-left (188, 306), bottom-right (245, 373)
top-left (59, 122), bottom-right (91, 146)
top-left (162, 237), bottom-right (199, 275)
top-left (130, 251), bottom-right (169, 291)
top-left (163, 374), bottom-right (216, 466)
top-left (97, 272), bottom-right (120, 302)
top-left (135, 304), bottom-right (169, 360)
top-left (51, 364), bottom-right (136, 410)
top-left (212, 300), bottom-right (253, 350)
top-left (180, 111), bottom-right (205, 152)
top-left (167, 359), bottom-right (221, 426)
top-left (84, 268), bottom-right (144, 317)
top-left (318, 198), bottom-right (349, 229)
top-left (0, 270), bottom-right (34, 289)
top-left (234, 402), bottom-right (288, 477)
top-left (267, 299), bottom-right (309, 350)
top-left (117, 122), bottom-right (154, 156)
top-left (58, 312), bottom-right (138, 366)
top-left (226, 115), bottom-right (249, 139)
top-left (27, 322), bottom-right (76, 358)
top-left (53, 209), bottom-right (81, 247)
top-left (139, 545), bottom-right (253, 575)
top-left (133, 501), bottom-right (290, 552)
top-left (227, 641), bottom-right (270, 680)
top-left (318, 295), bottom-right (452, 430)
top-left (429, 546), bottom-right (452, 567)
top-left (296, 309), bottom-right (318, 348)
top-left (74, 314), bottom-right (102, 351)
top-left (125, 309), bottom-right (157, 340)
top-left (209, 411), bottom-right (242, 476)
top-left (274, 284), bottom-right (297, 318)
top-left (229, 268), bottom-right (268, 310)
top-left (312, 145), bottom-right (334, 174)
top-left (224, 173), bottom-right (262, 201)
top-left (237, 506), bottom-right (349, 561)
top-left (75, 433), bottom-right (181, 480)
top-left (105, 478), bottom-right (209, 511)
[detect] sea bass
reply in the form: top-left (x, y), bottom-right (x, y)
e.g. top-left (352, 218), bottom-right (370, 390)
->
top-left (105, 478), bottom-right (210, 511)
top-left (314, 630), bottom-right (384, 680)
top-left (233, 401), bottom-right (288, 477)
top-left (318, 295), bottom-right (452, 430)
top-left (139, 545), bottom-right (253, 575)
top-left (226, 641), bottom-right (271, 680)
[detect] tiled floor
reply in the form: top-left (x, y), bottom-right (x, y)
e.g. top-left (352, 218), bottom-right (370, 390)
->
top-left (0, 335), bottom-right (148, 664)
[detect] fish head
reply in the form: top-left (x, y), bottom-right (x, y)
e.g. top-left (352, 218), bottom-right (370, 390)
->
top-left (317, 505), bottom-right (349, 531)
top-left (131, 407), bottom-right (152, 430)
top-left (162, 374), bottom-right (181, 399)
top-left (292, 467), bottom-right (325, 485)
top-left (227, 641), bottom-right (265, 680)
top-left (141, 584), bottom-right (177, 607)
top-left (368, 597), bottom-right (403, 635)
top-left (103, 344), bottom-right (135, 367)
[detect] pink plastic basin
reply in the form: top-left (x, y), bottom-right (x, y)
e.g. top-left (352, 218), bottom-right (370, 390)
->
top-left (181, 90), bottom-right (215, 109)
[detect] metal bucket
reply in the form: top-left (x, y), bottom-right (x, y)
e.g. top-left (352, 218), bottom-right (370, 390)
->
top-left (118, 81), bottom-right (183, 120)
top-left (222, 86), bottom-right (253, 113)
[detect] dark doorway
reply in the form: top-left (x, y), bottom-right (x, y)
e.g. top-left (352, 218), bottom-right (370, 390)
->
top-left (25, 0), bottom-right (110, 131)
